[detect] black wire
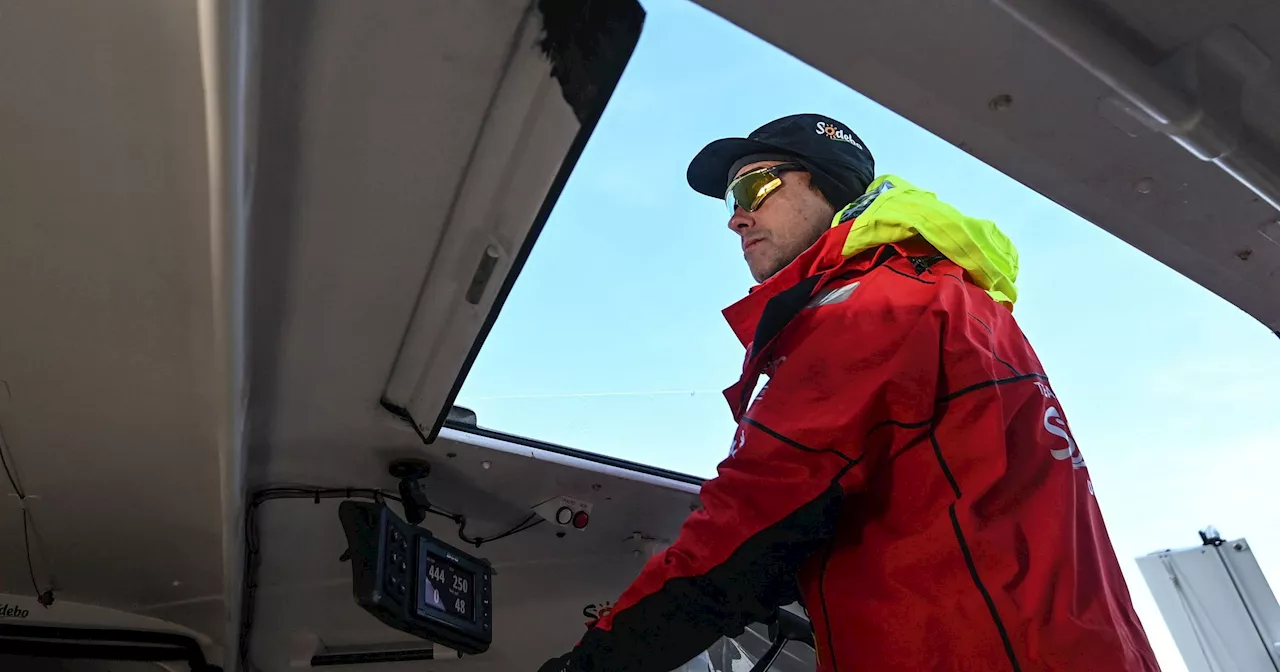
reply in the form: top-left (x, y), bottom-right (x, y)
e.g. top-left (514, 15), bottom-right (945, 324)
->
top-left (3, 422), bottom-right (46, 606)
top-left (0, 423), bottom-right (25, 498)
top-left (21, 510), bottom-right (40, 598)
top-left (476, 518), bottom-right (544, 544)
top-left (239, 488), bottom-right (401, 668)
top-left (457, 512), bottom-right (544, 548)
top-left (1, 458), bottom-right (21, 498)
top-left (408, 499), bottom-right (544, 548)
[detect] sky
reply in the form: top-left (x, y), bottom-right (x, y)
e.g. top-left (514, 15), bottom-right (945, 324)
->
top-left (458, 0), bottom-right (1280, 669)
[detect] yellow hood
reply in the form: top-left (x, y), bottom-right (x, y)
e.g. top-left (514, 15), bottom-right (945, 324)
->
top-left (832, 175), bottom-right (1020, 307)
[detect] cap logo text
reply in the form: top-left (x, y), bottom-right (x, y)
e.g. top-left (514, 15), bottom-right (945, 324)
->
top-left (815, 121), bottom-right (864, 150)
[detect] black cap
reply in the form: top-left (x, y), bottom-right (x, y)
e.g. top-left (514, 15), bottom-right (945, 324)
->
top-left (687, 114), bottom-right (875, 209)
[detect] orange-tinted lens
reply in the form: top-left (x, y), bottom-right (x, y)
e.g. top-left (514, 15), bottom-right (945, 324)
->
top-left (725, 169), bottom-right (783, 213)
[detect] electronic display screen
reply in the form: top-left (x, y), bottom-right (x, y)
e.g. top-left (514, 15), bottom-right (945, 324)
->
top-left (419, 551), bottom-right (475, 623)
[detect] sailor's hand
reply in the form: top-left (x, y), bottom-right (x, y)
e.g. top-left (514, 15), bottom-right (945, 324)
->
top-left (538, 652), bottom-right (572, 672)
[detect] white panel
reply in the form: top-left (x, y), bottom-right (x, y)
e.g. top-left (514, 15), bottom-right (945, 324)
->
top-left (0, 0), bottom-right (225, 634)
top-left (382, 11), bottom-right (583, 433)
top-left (1138, 539), bottom-right (1280, 672)
top-left (1222, 540), bottom-right (1280, 666)
top-left (694, 0), bottom-right (1280, 329)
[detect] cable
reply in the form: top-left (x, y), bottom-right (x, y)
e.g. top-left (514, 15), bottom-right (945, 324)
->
top-left (239, 488), bottom-right (400, 669)
top-left (402, 492), bottom-right (543, 549)
top-left (2, 420), bottom-right (51, 607)
top-left (0, 421), bottom-right (26, 499)
top-left (458, 512), bottom-right (544, 548)
top-left (21, 510), bottom-right (39, 596)
top-left (1, 453), bottom-right (21, 499)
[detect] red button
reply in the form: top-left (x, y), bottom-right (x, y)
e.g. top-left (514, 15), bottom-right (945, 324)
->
top-left (572, 511), bottom-right (589, 529)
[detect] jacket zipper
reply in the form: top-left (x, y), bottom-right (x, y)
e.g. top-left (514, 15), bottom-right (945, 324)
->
top-left (909, 255), bottom-right (944, 275)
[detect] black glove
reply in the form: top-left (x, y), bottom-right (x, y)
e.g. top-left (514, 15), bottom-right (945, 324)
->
top-left (538, 652), bottom-right (573, 672)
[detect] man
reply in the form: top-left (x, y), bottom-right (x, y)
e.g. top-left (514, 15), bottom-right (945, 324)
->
top-left (540, 114), bottom-right (1159, 671)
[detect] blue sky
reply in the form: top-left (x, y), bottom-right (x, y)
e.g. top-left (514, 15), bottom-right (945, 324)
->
top-left (458, 0), bottom-right (1280, 668)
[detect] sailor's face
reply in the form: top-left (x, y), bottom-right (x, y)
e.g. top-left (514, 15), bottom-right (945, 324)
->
top-left (727, 161), bottom-right (835, 283)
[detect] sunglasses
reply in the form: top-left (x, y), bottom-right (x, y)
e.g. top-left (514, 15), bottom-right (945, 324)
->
top-left (724, 162), bottom-right (804, 214)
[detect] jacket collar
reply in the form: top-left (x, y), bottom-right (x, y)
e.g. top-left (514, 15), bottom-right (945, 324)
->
top-left (723, 223), bottom-right (939, 350)
top-left (722, 220), bottom-right (854, 348)
top-left (720, 229), bottom-right (940, 421)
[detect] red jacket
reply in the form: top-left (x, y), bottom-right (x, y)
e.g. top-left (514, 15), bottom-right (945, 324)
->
top-left (565, 220), bottom-right (1159, 671)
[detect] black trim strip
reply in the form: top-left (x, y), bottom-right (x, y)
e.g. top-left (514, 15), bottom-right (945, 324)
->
top-left (444, 423), bottom-right (706, 485)
top-left (939, 372), bottom-right (1048, 404)
top-left (0, 640), bottom-right (197, 663)
top-left (0, 624), bottom-right (213, 670)
top-left (930, 433), bottom-right (961, 498)
top-left (732, 275), bottom-right (824, 417)
top-left (883, 264), bottom-right (936, 284)
top-left (738, 249), bottom-right (898, 419)
top-left (992, 354), bottom-right (1020, 377)
top-left (949, 505), bottom-right (1022, 672)
top-left (988, 353), bottom-right (1018, 373)
top-left (446, 416), bottom-right (869, 488)
top-left (866, 417), bottom-right (932, 436)
top-left (968, 312), bottom-right (1020, 376)
top-left (888, 429), bottom-right (934, 461)
top-left (742, 418), bottom-right (855, 464)
top-left (968, 312), bottom-right (994, 335)
top-left (876, 373), bottom-right (1053, 454)
top-left (750, 275), bottom-right (823, 361)
top-left (312, 648), bottom-right (434, 666)
top-left (833, 458), bottom-right (860, 482)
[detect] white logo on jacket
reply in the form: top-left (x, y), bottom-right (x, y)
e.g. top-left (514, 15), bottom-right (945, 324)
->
top-left (728, 428), bottom-right (746, 458)
top-left (1033, 381), bottom-right (1093, 494)
top-left (807, 281), bottom-right (859, 308)
top-left (750, 356), bottom-right (786, 408)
